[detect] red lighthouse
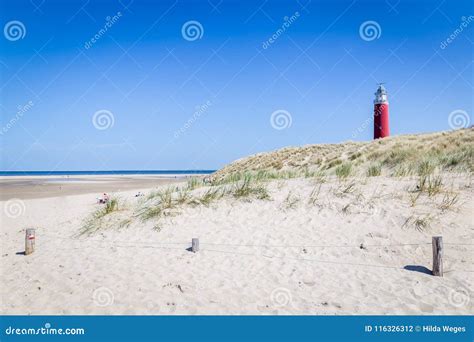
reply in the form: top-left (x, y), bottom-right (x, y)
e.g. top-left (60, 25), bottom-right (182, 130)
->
top-left (374, 84), bottom-right (390, 139)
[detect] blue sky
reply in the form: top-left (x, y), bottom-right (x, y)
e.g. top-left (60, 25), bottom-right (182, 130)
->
top-left (0, 0), bottom-right (472, 171)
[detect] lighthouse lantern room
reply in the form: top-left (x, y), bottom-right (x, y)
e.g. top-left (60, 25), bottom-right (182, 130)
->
top-left (373, 84), bottom-right (390, 139)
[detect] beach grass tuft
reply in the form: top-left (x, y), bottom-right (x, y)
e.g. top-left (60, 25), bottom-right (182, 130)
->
top-left (79, 197), bottom-right (120, 235)
top-left (283, 191), bottom-right (300, 209)
top-left (308, 184), bottom-right (322, 205)
top-left (186, 177), bottom-right (202, 190)
top-left (417, 159), bottom-right (437, 176)
top-left (404, 214), bottom-right (432, 232)
top-left (439, 192), bottom-right (459, 211)
top-left (199, 187), bottom-right (223, 206)
top-left (414, 174), bottom-right (443, 196)
top-left (137, 174), bottom-right (272, 225)
top-left (366, 164), bottom-right (382, 177)
top-left (232, 176), bottom-right (270, 200)
top-left (335, 162), bottom-right (352, 179)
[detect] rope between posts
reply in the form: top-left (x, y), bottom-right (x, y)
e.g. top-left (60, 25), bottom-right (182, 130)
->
top-left (22, 243), bottom-right (474, 273)
top-left (34, 232), bottom-right (474, 249)
top-left (18, 232), bottom-right (473, 273)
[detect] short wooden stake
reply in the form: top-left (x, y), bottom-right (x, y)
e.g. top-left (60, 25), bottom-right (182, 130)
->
top-left (432, 236), bottom-right (443, 277)
top-left (25, 228), bottom-right (35, 255)
top-left (191, 238), bottom-right (199, 253)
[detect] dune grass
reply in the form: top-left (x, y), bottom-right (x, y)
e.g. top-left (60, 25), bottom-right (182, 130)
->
top-left (335, 163), bottom-right (352, 179)
top-left (392, 165), bottom-right (413, 177)
top-left (283, 191), bottom-right (300, 209)
top-left (199, 187), bottom-right (223, 206)
top-left (417, 159), bottom-right (436, 177)
top-left (404, 215), bottom-right (432, 232)
top-left (366, 164), bottom-right (382, 177)
top-left (80, 129), bottom-right (473, 235)
top-left (79, 197), bottom-right (120, 235)
top-left (439, 192), bottom-right (459, 211)
top-left (334, 181), bottom-right (356, 198)
top-left (308, 184), bottom-right (322, 205)
top-left (137, 175), bottom-right (272, 225)
top-left (232, 176), bottom-right (270, 200)
top-left (210, 128), bottom-right (473, 182)
top-left (415, 175), bottom-right (443, 196)
top-left (186, 177), bottom-right (202, 190)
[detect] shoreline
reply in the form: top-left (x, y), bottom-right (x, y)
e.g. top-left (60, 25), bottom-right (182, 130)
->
top-left (0, 174), bottom-right (198, 200)
top-left (0, 173), bottom-right (210, 180)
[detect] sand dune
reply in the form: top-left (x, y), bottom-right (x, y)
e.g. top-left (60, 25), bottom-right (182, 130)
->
top-left (1, 177), bottom-right (472, 314)
top-left (1, 129), bottom-right (473, 315)
top-left (211, 128), bottom-right (473, 182)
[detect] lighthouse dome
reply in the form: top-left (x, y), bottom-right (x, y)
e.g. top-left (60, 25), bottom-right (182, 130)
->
top-left (375, 84), bottom-right (387, 95)
top-left (374, 84), bottom-right (389, 104)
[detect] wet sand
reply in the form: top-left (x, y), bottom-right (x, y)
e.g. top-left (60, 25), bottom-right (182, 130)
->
top-left (0, 175), bottom-right (196, 200)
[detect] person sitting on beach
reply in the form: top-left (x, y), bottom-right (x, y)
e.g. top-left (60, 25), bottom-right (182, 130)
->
top-left (97, 193), bottom-right (109, 204)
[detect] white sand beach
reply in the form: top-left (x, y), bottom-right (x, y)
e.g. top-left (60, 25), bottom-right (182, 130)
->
top-left (1, 130), bottom-right (473, 315)
top-left (0, 174), bottom-right (192, 201)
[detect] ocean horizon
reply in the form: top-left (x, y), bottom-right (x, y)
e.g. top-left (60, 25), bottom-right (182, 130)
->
top-left (0, 170), bottom-right (216, 176)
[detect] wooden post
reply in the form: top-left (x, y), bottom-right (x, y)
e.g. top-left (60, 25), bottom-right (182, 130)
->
top-left (191, 238), bottom-right (199, 253)
top-left (432, 236), bottom-right (443, 277)
top-left (25, 228), bottom-right (35, 255)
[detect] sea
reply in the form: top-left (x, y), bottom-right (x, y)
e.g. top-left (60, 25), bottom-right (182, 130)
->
top-left (0, 170), bottom-right (216, 177)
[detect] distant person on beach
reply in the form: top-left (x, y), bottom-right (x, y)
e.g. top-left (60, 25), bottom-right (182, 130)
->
top-left (97, 193), bottom-right (109, 204)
